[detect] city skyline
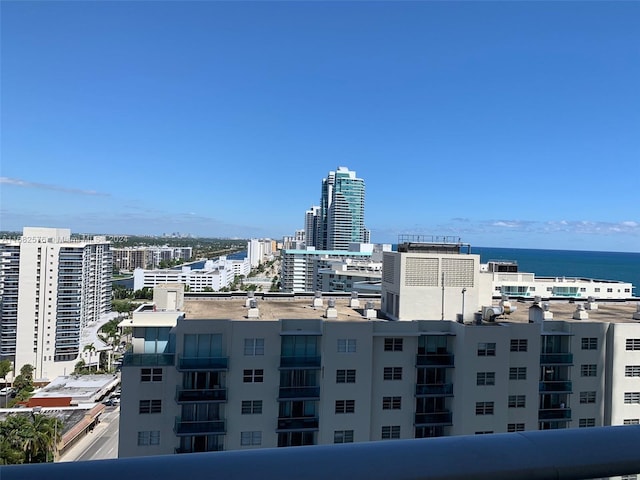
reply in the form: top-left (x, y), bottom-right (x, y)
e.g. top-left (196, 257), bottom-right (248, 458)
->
top-left (1, 2), bottom-right (638, 252)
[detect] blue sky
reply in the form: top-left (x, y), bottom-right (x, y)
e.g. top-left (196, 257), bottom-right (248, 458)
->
top-left (1, 1), bottom-right (638, 252)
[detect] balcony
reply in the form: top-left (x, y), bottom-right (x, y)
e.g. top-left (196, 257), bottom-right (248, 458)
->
top-left (176, 388), bottom-right (227, 403)
top-left (177, 356), bottom-right (228, 371)
top-left (414, 412), bottom-right (453, 426)
top-left (279, 356), bottom-right (321, 369)
top-left (278, 386), bottom-right (321, 400)
top-left (539, 381), bottom-right (572, 393)
top-left (122, 353), bottom-right (175, 367)
top-left (416, 354), bottom-right (454, 367)
top-left (175, 445), bottom-right (223, 454)
top-left (276, 416), bottom-right (319, 432)
top-left (174, 418), bottom-right (226, 436)
top-left (538, 408), bottom-right (572, 420)
top-left (540, 354), bottom-right (573, 365)
top-left (415, 384), bottom-right (454, 397)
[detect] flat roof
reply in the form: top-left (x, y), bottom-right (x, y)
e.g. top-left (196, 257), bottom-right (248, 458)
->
top-left (494, 300), bottom-right (639, 324)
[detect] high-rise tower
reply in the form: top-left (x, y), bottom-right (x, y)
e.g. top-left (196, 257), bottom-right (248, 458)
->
top-left (316, 167), bottom-right (367, 251)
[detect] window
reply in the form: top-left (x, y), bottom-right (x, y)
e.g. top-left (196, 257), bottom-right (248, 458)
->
top-left (624, 392), bottom-right (640, 404)
top-left (381, 425), bottom-right (401, 439)
top-left (139, 399), bottom-right (162, 414)
top-left (477, 343), bottom-right (496, 356)
top-left (334, 430), bottom-right (354, 443)
top-left (382, 396), bottom-right (402, 410)
top-left (623, 419), bottom-right (640, 425)
top-left (625, 366), bottom-right (640, 377)
top-left (477, 372), bottom-right (495, 386)
top-left (335, 368), bottom-right (356, 383)
top-left (383, 367), bottom-right (403, 380)
top-left (244, 338), bottom-right (265, 356)
top-left (581, 337), bottom-right (598, 350)
top-left (580, 391), bottom-right (597, 404)
top-left (335, 400), bottom-right (355, 414)
top-left (581, 364), bottom-right (597, 377)
top-left (241, 400), bottom-right (263, 414)
top-left (579, 418), bottom-right (596, 428)
top-left (594, 288), bottom-right (600, 293)
top-left (141, 368), bottom-right (162, 382)
top-left (137, 431), bottom-right (160, 446)
top-left (510, 339), bottom-right (528, 352)
top-left (509, 367), bottom-right (527, 380)
top-left (240, 431), bottom-right (262, 446)
top-left (627, 339), bottom-right (640, 351)
top-left (243, 369), bottom-right (264, 383)
top-left (475, 402), bottom-right (494, 415)
top-left (507, 423), bottom-right (525, 432)
top-left (508, 395), bottom-right (526, 408)
top-left (338, 339), bottom-right (357, 353)
top-left (384, 338), bottom-right (403, 351)
top-left (607, 288), bottom-right (613, 293)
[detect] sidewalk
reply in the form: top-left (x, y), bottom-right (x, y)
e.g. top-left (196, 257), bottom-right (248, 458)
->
top-left (58, 406), bottom-right (119, 462)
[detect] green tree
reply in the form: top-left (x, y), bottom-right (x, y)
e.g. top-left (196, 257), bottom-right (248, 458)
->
top-left (0, 360), bottom-right (12, 386)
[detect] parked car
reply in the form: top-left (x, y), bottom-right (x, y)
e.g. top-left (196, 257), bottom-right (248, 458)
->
top-left (0, 387), bottom-right (14, 396)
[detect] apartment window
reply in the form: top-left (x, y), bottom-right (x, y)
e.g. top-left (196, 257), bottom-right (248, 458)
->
top-left (581, 338), bottom-right (598, 350)
top-left (336, 369), bottom-right (356, 383)
top-left (243, 369), bottom-right (264, 383)
top-left (507, 423), bottom-right (525, 432)
top-left (476, 372), bottom-right (495, 386)
top-left (382, 396), bottom-right (402, 410)
top-left (244, 338), bottom-right (265, 356)
top-left (594, 288), bottom-right (600, 293)
top-left (381, 425), bottom-right (401, 439)
top-left (509, 367), bottom-right (527, 380)
top-left (241, 400), bottom-right (263, 414)
top-left (383, 367), bottom-right (403, 380)
top-left (139, 399), bottom-right (162, 414)
top-left (508, 395), bottom-right (526, 408)
top-left (475, 402), bottom-right (494, 415)
top-left (384, 338), bottom-right (403, 352)
top-left (627, 339), bottom-right (640, 351)
top-left (510, 339), bottom-right (528, 352)
top-left (335, 400), bottom-right (355, 414)
top-left (338, 339), bottom-right (357, 353)
top-left (580, 391), bottom-right (597, 404)
top-left (580, 288), bottom-right (586, 292)
top-left (581, 364), bottom-right (597, 377)
top-left (137, 431), bottom-right (160, 446)
top-left (623, 419), bottom-right (640, 425)
top-left (625, 366), bottom-right (640, 377)
top-left (624, 392), bottom-right (640, 404)
top-left (607, 288), bottom-right (613, 293)
top-left (334, 430), bottom-right (354, 444)
top-left (240, 431), bottom-right (262, 446)
top-left (141, 368), bottom-right (162, 382)
top-left (579, 418), bottom-right (596, 428)
top-left (477, 343), bottom-right (496, 356)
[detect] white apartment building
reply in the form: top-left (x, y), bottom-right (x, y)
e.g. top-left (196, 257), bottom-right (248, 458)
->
top-left (112, 246), bottom-right (193, 271)
top-left (247, 239), bottom-right (274, 269)
top-left (0, 227), bottom-right (112, 380)
top-left (118, 240), bottom-right (640, 458)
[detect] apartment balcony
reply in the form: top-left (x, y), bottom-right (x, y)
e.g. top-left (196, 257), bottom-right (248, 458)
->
top-left (538, 408), bottom-right (572, 420)
top-left (122, 352), bottom-right (175, 367)
top-left (177, 356), bottom-right (229, 371)
top-left (416, 354), bottom-right (454, 367)
top-left (279, 356), bottom-right (322, 369)
top-left (175, 445), bottom-right (224, 454)
top-left (278, 386), bottom-right (321, 400)
top-left (174, 418), bottom-right (226, 436)
top-left (540, 354), bottom-right (573, 365)
top-left (414, 412), bottom-right (453, 426)
top-left (276, 416), bottom-right (319, 432)
top-left (415, 384), bottom-right (454, 397)
top-left (176, 388), bottom-right (227, 403)
top-left (539, 381), bottom-right (572, 393)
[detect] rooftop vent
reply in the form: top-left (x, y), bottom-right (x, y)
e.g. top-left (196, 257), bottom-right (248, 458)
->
top-left (247, 299), bottom-right (259, 319)
top-left (349, 292), bottom-right (360, 308)
top-left (325, 298), bottom-right (338, 319)
top-left (363, 301), bottom-right (377, 320)
top-left (573, 303), bottom-right (588, 320)
top-left (313, 293), bottom-right (323, 308)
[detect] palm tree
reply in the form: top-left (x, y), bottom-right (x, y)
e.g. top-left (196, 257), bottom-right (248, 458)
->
top-left (83, 344), bottom-right (97, 372)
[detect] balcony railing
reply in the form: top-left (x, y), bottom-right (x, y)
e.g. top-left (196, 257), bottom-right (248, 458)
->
top-left (414, 412), bottom-right (453, 426)
top-left (122, 353), bottom-right (175, 367)
top-left (416, 354), bottom-right (454, 367)
top-left (279, 356), bottom-right (322, 369)
top-left (174, 418), bottom-right (226, 435)
top-left (176, 388), bottom-right (227, 403)
top-left (276, 416), bottom-right (319, 431)
top-left (177, 357), bottom-right (229, 371)
top-left (539, 381), bottom-right (572, 393)
top-left (538, 408), bottom-right (572, 420)
top-left (540, 353), bottom-right (573, 365)
top-left (175, 445), bottom-right (223, 454)
top-left (278, 386), bottom-right (321, 400)
top-left (415, 384), bottom-right (454, 396)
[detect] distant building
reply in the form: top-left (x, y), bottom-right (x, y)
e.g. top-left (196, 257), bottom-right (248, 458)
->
top-left (304, 206), bottom-right (320, 248)
top-left (0, 227), bottom-right (112, 380)
top-left (112, 246), bottom-right (193, 271)
top-left (247, 239), bottom-right (274, 268)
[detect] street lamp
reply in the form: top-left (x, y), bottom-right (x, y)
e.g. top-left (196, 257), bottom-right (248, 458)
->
top-left (461, 288), bottom-right (467, 323)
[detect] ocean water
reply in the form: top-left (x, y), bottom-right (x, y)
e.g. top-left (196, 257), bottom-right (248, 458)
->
top-left (472, 247), bottom-right (640, 292)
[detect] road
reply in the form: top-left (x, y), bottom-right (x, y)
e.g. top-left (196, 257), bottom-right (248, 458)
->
top-left (59, 405), bottom-right (120, 462)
